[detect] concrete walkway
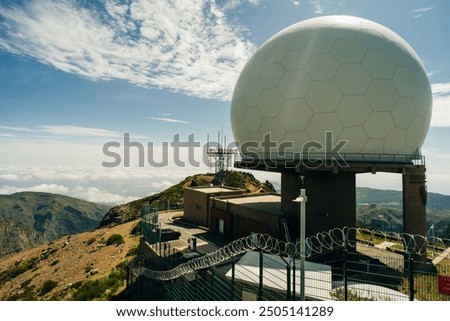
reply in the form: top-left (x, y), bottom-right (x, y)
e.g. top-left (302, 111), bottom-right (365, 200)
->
top-left (374, 241), bottom-right (397, 250)
top-left (432, 246), bottom-right (450, 265)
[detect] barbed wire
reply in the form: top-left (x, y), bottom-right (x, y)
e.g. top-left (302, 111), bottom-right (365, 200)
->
top-left (140, 227), bottom-right (450, 281)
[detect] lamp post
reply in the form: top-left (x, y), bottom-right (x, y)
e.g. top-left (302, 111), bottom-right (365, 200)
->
top-left (293, 188), bottom-right (307, 301)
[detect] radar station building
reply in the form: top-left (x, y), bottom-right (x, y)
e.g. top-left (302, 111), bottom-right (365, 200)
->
top-left (184, 186), bottom-right (289, 241)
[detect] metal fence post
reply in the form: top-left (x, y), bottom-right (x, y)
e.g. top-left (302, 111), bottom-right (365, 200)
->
top-left (231, 259), bottom-right (235, 301)
top-left (258, 250), bottom-right (264, 301)
top-left (286, 264), bottom-right (291, 300)
top-left (292, 257), bottom-right (296, 300)
top-left (408, 253), bottom-right (414, 301)
top-left (343, 239), bottom-right (348, 301)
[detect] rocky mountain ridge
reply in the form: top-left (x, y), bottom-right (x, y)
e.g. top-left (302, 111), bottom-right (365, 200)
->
top-left (0, 192), bottom-right (110, 256)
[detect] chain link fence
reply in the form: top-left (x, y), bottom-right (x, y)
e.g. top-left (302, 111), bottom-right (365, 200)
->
top-left (126, 227), bottom-right (450, 301)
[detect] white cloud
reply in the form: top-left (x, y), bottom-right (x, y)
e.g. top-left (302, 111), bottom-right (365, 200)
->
top-left (0, 0), bottom-right (256, 101)
top-left (0, 125), bottom-right (32, 132)
top-left (147, 117), bottom-right (191, 124)
top-left (431, 83), bottom-right (450, 127)
top-left (410, 7), bottom-right (434, 19)
top-left (0, 183), bottom-right (136, 204)
top-left (310, 0), bottom-right (324, 14)
top-left (221, 0), bottom-right (261, 11)
top-left (0, 183), bottom-right (70, 195)
top-left (39, 125), bottom-right (121, 138)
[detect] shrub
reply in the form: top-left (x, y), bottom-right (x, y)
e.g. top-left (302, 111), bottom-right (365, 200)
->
top-left (86, 237), bottom-right (96, 246)
top-left (72, 264), bottom-right (127, 300)
top-left (126, 246), bottom-right (138, 257)
top-left (0, 258), bottom-right (39, 286)
top-left (40, 280), bottom-right (58, 295)
top-left (106, 234), bottom-right (125, 246)
top-left (50, 260), bottom-right (59, 266)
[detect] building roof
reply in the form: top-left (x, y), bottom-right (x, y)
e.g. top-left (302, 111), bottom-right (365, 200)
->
top-left (225, 251), bottom-right (332, 300)
top-left (216, 194), bottom-right (283, 216)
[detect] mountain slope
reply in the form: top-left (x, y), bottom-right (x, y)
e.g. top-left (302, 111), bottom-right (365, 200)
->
top-left (356, 187), bottom-right (450, 235)
top-left (99, 170), bottom-right (276, 227)
top-left (356, 187), bottom-right (450, 210)
top-left (0, 192), bottom-right (110, 256)
top-left (0, 220), bottom-right (139, 300)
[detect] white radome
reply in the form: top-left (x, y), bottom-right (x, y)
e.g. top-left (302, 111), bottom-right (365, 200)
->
top-left (230, 16), bottom-right (432, 158)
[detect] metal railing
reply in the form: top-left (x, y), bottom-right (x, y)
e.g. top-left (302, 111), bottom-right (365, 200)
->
top-left (235, 152), bottom-right (425, 166)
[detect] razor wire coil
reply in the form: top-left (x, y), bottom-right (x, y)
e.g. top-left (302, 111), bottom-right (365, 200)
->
top-left (140, 227), bottom-right (450, 281)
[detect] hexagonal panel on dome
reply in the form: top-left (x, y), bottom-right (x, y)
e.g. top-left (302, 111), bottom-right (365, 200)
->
top-left (336, 96), bottom-right (371, 126)
top-left (384, 127), bottom-right (407, 154)
top-left (230, 97), bottom-right (248, 123)
top-left (260, 63), bottom-right (285, 89)
top-left (305, 80), bottom-right (342, 113)
top-left (334, 63), bottom-right (372, 95)
top-left (248, 131), bottom-right (262, 142)
top-left (412, 63), bottom-right (430, 87)
top-left (415, 85), bottom-right (432, 118)
top-left (283, 131), bottom-right (312, 151)
top-left (364, 112), bottom-right (394, 139)
top-left (306, 31), bottom-right (335, 54)
top-left (243, 80), bottom-right (263, 107)
top-left (281, 49), bottom-right (311, 71)
top-left (331, 37), bottom-right (368, 63)
top-left (387, 42), bottom-right (415, 68)
top-left (266, 43), bottom-right (289, 64)
top-left (244, 106), bottom-right (262, 131)
top-left (258, 87), bottom-right (284, 117)
top-left (278, 98), bottom-right (314, 131)
top-left (305, 53), bottom-right (340, 80)
top-left (406, 117), bottom-right (426, 148)
top-left (338, 127), bottom-right (368, 153)
top-left (254, 55), bottom-right (268, 74)
top-left (279, 70), bottom-right (312, 99)
top-left (356, 29), bottom-right (387, 49)
top-left (363, 49), bottom-right (397, 79)
top-left (365, 79), bottom-right (400, 112)
top-left (362, 138), bottom-right (384, 153)
top-left (232, 74), bottom-right (248, 99)
top-left (393, 66), bottom-right (418, 98)
top-left (232, 122), bottom-right (249, 142)
top-left (259, 117), bottom-right (286, 145)
top-left (287, 33), bottom-right (310, 50)
top-left (306, 113), bottom-right (344, 142)
top-left (392, 97), bottom-right (416, 129)
top-left (324, 26), bottom-right (356, 39)
top-left (244, 63), bottom-right (262, 82)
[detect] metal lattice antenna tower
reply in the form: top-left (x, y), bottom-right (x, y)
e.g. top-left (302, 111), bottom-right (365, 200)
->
top-left (207, 128), bottom-right (237, 185)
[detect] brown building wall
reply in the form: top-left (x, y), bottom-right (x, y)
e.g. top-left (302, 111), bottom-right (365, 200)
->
top-left (210, 198), bottom-right (285, 240)
top-left (183, 188), bottom-right (209, 227)
top-left (210, 207), bottom-right (233, 239)
top-left (183, 187), bottom-right (246, 228)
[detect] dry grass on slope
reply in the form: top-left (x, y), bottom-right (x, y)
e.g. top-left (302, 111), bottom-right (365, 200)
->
top-left (0, 220), bottom-right (140, 301)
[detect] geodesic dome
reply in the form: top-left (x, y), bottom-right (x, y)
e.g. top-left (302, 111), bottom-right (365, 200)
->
top-left (230, 15), bottom-right (432, 159)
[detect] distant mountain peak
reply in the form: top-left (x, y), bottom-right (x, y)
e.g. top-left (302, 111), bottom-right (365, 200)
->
top-left (0, 192), bottom-right (110, 256)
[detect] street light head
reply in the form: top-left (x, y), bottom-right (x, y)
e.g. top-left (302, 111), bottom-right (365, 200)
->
top-left (293, 196), bottom-right (305, 203)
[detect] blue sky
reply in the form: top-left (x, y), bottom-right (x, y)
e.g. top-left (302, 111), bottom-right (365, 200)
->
top-left (0, 0), bottom-right (449, 204)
